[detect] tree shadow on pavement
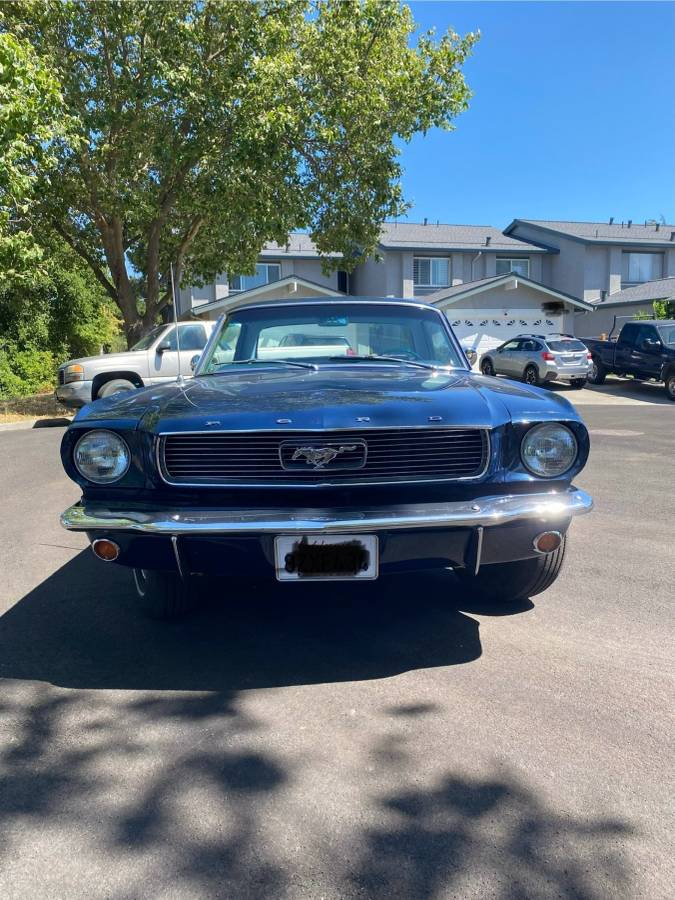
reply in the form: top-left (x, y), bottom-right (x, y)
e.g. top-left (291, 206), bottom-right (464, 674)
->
top-left (0, 549), bottom-right (504, 691)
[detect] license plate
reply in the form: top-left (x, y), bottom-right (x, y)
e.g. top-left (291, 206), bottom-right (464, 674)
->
top-left (274, 534), bottom-right (379, 581)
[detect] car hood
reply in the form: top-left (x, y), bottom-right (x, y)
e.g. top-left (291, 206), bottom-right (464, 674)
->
top-left (61, 350), bottom-right (146, 372)
top-left (73, 366), bottom-right (580, 432)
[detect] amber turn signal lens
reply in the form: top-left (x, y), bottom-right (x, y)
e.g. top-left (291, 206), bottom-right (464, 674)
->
top-left (532, 531), bottom-right (562, 554)
top-left (91, 538), bottom-right (120, 562)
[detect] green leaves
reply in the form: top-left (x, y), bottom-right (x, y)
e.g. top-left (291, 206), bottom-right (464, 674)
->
top-left (2, 1), bottom-right (478, 341)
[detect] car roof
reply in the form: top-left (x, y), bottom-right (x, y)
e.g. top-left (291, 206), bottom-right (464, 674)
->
top-left (230, 295), bottom-right (435, 312)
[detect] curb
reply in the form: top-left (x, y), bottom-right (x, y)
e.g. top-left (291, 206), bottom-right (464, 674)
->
top-left (0, 417), bottom-right (72, 432)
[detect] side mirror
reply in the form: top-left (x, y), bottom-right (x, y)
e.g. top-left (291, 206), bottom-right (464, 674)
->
top-left (465, 349), bottom-right (477, 366)
top-left (190, 354), bottom-right (201, 372)
top-left (156, 339), bottom-right (172, 354)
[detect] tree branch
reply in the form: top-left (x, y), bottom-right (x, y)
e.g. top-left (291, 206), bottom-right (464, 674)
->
top-left (50, 219), bottom-right (118, 302)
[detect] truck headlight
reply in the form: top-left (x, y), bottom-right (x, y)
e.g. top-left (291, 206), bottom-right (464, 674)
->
top-left (520, 423), bottom-right (577, 477)
top-left (74, 430), bottom-right (130, 484)
top-left (63, 364), bottom-right (85, 384)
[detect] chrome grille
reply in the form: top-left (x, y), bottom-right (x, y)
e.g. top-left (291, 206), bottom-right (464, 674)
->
top-left (160, 428), bottom-right (489, 485)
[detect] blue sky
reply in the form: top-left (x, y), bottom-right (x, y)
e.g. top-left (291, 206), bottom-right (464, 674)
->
top-left (398, 1), bottom-right (675, 227)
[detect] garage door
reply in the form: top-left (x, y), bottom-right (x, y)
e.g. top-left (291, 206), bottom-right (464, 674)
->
top-left (444, 308), bottom-right (564, 367)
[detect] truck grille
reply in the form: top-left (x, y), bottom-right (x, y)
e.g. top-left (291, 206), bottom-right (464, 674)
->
top-left (159, 428), bottom-right (489, 485)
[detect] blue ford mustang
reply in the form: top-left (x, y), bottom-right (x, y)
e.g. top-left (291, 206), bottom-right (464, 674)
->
top-left (60, 298), bottom-right (593, 618)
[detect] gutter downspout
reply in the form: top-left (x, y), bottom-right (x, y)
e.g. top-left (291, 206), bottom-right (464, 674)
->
top-left (471, 251), bottom-right (482, 281)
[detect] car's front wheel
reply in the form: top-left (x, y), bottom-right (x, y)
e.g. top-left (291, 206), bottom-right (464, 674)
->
top-left (132, 568), bottom-right (196, 619)
top-left (457, 536), bottom-right (566, 602)
top-left (97, 378), bottom-right (137, 400)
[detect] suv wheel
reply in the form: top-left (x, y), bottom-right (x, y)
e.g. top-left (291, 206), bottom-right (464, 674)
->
top-left (571, 378), bottom-right (587, 389)
top-left (481, 358), bottom-right (495, 377)
top-left (665, 372), bottom-right (675, 401)
top-left (523, 365), bottom-right (540, 386)
top-left (132, 568), bottom-right (196, 620)
top-left (457, 536), bottom-right (567, 602)
top-left (97, 378), bottom-right (137, 400)
top-left (588, 357), bottom-right (606, 385)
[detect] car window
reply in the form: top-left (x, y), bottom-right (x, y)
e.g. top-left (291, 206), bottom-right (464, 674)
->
top-left (546, 339), bottom-right (587, 352)
top-left (201, 303), bottom-right (466, 370)
top-left (657, 325), bottom-right (675, 346)
top-left (520, 339), bottom-right (539, 352)
top-left (501, 340), bottom-right (521, 351)
top-left (130, 324), bottom-right (167, 351)
top-left (631, 325), bottom-right (659, 348)
top-left (178, 324), bottom-right (208, 351)
top-left (618, 325), bottom-right (639, 347)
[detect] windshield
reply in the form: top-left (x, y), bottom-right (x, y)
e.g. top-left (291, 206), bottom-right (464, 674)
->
top-left (658, 325), bottom-right (675, 346)
top-left (130, 324), bottom-right (166, 351)
top-left (200, 303), bottom-right (465, 373)
top-left (547, 339), bottom-right (587, 352)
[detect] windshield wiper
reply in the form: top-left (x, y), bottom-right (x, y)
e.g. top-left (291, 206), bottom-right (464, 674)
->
top-left (326, 354), bottom-right (440, 371)
top-left (207, 358), bottom-right (318, 372)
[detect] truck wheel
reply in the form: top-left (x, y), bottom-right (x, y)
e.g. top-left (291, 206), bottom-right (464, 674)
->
top-left (665, 372), bottom-right (675, 401)
top-left (457, 536), bottom-right (567, 602)
top-left (523, 365), bottom-right (540, 386)
top-left (97, 378), bottom-right (137, 400)
top-left (132, 568), bottom-right (196, 620)
top-left (588, 358), bottom-right (606, 385)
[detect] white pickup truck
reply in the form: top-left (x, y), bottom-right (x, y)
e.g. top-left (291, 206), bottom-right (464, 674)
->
top-left (56, 321), bottom-right (215, 409)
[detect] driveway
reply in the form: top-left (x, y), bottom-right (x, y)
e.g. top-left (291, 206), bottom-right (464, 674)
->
top-left (0, 403), bottom-right (673, 899)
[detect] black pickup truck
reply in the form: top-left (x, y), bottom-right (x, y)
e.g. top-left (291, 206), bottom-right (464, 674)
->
top-left (584, 320), bottom-right (675, 400)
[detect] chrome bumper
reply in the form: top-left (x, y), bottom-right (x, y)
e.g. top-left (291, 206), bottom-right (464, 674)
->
top-left (61, 489), bottom-right (593, 535)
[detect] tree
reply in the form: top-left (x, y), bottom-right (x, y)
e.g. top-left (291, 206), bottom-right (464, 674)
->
top-left (0, 30), bottom-right (64, 282)
top-left (0, 239), bottom-right (123, 398)
top-left (2, 1), bottom-right (478, 345)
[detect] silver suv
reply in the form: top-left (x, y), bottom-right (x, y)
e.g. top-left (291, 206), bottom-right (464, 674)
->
top-left (480, 334), bottom-right (592, 389)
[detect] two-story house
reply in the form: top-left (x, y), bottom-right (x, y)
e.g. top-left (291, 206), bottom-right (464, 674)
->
top-left (182, 221), bottom-right (595, 354)
top-left (504, 219), bottom-right (675, 335)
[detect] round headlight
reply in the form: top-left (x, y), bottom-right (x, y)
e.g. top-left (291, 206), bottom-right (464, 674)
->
top-left (520, 423), bottom-right (578, 477)
top-left (74, 430), bottom-right (130, 484)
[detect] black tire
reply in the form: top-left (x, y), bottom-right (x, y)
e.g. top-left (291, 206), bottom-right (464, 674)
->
top-left (481, 358), bottom-right (495, 377)
top-left (587, 357), bottom-right (606, 385)
top-left (523, 364), bottom-right (540, 386)
top-left (665, 372), bottom-right (675, 401)
top-left (132, 568), bottom-right (196, 620)
top-left (570, 378), bottom-right (587, 389)
top-left (97, 378), bottom-right (137, 400)
top-left (457, 536), bottom-right (567, 602)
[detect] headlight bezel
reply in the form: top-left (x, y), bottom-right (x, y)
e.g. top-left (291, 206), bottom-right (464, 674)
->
top-left (63, 363), bottom-right (85, 384)
top-left (73, 429), bottom-right (131, 485)
top-left (520, 422), bottom-right (578, 478)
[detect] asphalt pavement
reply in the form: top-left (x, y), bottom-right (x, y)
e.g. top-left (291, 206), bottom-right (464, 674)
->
top-left (0, 391), bottom-right (673, 899)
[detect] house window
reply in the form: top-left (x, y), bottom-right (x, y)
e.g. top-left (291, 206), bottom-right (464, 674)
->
top-left (496, 257), bottom-right (530, 277)
top-left (229, 263), bottom-right (281, 293)
top-left (622, 252), bottom-right (663, 285)
top-left (413, 257), bottom-right (450, 289)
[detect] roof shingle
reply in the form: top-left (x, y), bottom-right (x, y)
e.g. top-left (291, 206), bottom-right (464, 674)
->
top-left (508, 219), bottom-right (675, 246)
top-left (379, 222), bottom-right (546, 252)
top-left (595, 276), bottom-right (675, 306)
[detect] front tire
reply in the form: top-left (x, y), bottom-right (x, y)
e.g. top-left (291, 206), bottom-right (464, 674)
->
top-left (97, 378), bottom-right (137, 400)
top-left (665, 372), bottom-right (675, 401)
top-left (457, 536), bottom-right (567, 602)
top-left (132, 568), bottom-right (196, 620)
top-left (587, 357), bottom-right (606, 385)
top-left (481, 358), bottom-right (495, 377)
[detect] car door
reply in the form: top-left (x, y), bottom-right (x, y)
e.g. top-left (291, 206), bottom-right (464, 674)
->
top-left (629, 325), bottom-right (664, 379)
top-left (614, 324), bottom-right (638, 373)
top-left (149, 323), bottom-right (209, 384)
top-left (493, 339), bottom-right (522, 375)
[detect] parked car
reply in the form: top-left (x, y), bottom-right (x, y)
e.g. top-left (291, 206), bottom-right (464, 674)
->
top-left (584, 320), bottom-right (675, 400)
top-left (56, 321), bottom-right (216, 408)
top-left (59, 298), bottom-right (592, 619)
top-left (480, 334), bottom-right (592, 388)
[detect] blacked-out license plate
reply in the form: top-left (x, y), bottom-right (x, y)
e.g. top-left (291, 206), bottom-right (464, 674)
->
top-left (274, 534), bottom-right (379, 581)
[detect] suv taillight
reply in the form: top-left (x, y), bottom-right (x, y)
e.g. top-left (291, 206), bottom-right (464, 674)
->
top-left (586, 352), bottom-right (592, 359)
top-left (541, 351), bottom-right (555, 361)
